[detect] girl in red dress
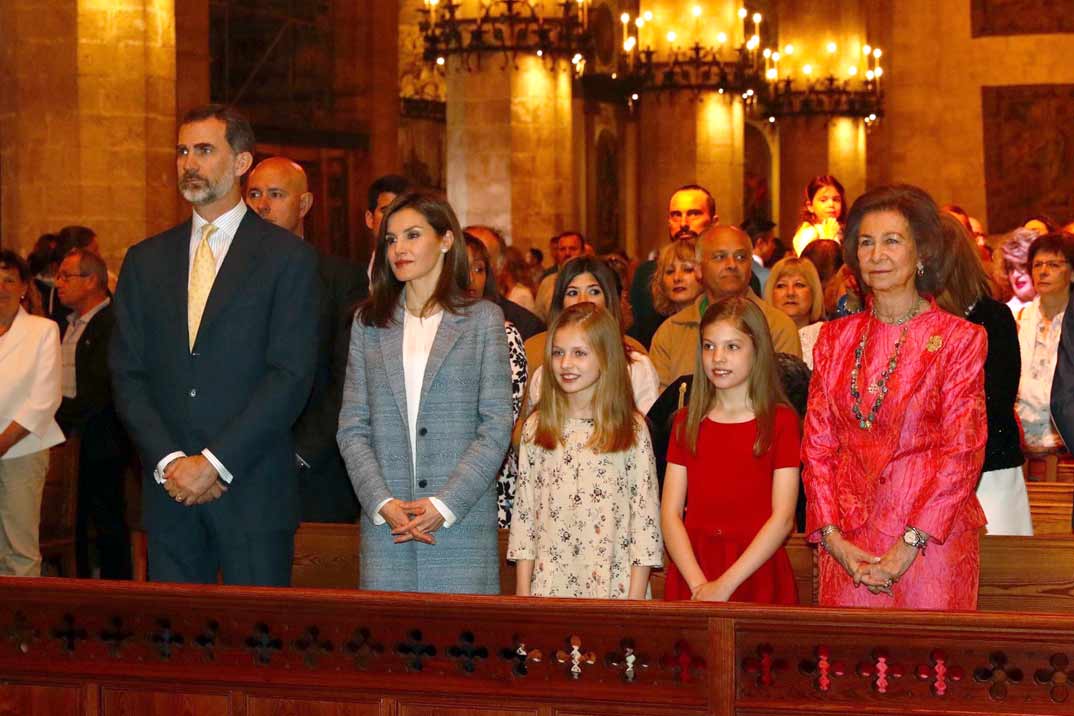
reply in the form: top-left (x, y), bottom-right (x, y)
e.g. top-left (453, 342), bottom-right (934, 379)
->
top-left (661, 297), bottom-right (800, 604)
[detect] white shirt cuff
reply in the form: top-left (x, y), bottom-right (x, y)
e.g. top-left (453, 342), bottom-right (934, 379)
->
top-left (154, 452), bottom-right (186, 484)
top-left (202, 449), bottom-right (232, 484)
top-left (372, 497), bottom-right (394, 525)
top-left (429, 497), bottom-right (457, 528)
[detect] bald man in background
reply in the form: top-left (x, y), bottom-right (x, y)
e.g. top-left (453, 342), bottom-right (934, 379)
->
top-left (650, 224), bottom-right (801, 390)
top-left (246, 157), bottom-right (367, 523)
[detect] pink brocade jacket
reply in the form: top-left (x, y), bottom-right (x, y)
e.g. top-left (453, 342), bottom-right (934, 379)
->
top-left (802, 303), bottom-right (988, 544)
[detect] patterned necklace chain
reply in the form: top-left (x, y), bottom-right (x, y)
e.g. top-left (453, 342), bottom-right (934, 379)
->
top-left (849, 299), bottom-right (923, 430)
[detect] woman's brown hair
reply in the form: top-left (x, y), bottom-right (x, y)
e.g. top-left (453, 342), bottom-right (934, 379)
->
top-left (935, 212), bottom-right (992, 316)
top-left (843, 183), bottom-right (952, 297)
top-left (676, 297), bottom-right (789, 456)
top-left (531, 303), bottom-right (637, 453)
top-left (357, 190), bottom-right (474, 327)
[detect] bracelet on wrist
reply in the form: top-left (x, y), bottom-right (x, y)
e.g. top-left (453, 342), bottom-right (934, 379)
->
top-left (819, 524), bottom-right (841, 551)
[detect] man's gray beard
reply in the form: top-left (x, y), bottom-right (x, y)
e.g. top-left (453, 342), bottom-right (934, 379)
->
top-left (180, 174), bottom-right (232, 206)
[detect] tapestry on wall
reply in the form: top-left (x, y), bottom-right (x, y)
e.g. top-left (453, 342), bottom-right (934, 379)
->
top-left (971, 0), bottom-right (1074, 37)
top-left (982, 84), bottom-right (1074, 233)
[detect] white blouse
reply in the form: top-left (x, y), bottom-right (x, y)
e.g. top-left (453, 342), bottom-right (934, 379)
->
top-left (402, 309), bottom-right (443, 471)
top-left (1016, 298), bottom-right (1065, 450)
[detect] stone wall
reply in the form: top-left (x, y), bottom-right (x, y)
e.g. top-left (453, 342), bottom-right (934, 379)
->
top-left (867, 0), bottom-right (1074, 232)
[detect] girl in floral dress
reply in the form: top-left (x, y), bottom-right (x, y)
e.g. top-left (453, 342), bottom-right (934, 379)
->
top-left (508, 303), bottom-right (663, 599)
top-left (662, 298), bottom-right (801, 604)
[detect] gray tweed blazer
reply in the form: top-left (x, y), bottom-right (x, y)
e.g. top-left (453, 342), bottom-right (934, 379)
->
top-left (337, 298), bottom-right (512, 593)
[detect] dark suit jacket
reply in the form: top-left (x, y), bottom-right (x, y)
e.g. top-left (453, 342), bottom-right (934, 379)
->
top-left (1051, 294), bottom-right (1074, 450)
top-left (493, 294), bottom-right (544, 341)
top-left (294, 251), bottom-right (367, 522)
top-left (55, 303), bottom-right (128, 463)
top-left (110, 211), bottom-right (320, 536)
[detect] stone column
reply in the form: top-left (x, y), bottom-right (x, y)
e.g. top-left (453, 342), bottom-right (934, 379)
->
top-left (632, 0), bottom-right (748, 259)
top-left (773, 0), bottom-right (869, 242)
top-left (0, 0), bottom-right (177, 265)
top-left (637, 92), bottom-right (746, 257)
top-left (445, 52), bottom-right (577, 250)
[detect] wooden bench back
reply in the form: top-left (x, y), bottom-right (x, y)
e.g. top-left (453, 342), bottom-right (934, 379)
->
top-left (291, 524), bottom-right (1074, 613)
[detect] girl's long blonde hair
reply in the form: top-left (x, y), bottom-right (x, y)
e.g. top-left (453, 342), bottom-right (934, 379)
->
top-left (676, 297), bottom-right (789, 456)
top-left (532, 303), bottom-right (637, 453)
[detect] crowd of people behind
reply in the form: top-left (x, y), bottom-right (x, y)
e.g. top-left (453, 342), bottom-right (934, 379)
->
top-left (1, 104), bottom-right (1072, 612)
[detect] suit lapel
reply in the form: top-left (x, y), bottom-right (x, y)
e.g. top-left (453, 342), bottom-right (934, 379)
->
top-left (167, 221), bottom-right (192, 334)
top-left (420, 310), bottom-right (464, 406)
top-left (196, 212), bottom-right (262, 339)
top-left (379, 302), bottom-right (410, 432)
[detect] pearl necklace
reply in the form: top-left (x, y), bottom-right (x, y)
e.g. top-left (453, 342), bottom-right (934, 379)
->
top-left (849, 298), bottom-right (923, 430)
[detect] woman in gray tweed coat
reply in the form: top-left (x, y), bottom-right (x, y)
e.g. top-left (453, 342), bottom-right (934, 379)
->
top-left (338, 191), bottom-right (512, 594)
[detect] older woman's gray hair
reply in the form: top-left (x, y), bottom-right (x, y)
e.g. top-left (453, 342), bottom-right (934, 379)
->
top-left (1001, 226), bottom-right (1042, 266)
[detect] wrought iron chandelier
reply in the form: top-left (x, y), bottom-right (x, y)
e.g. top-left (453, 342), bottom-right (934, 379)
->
top-left (759, 42), bottom-right (884, 122)
top-left (418, 0), bottom-right (594, 71)
top-left (616, 7), bottom-right (766, 99)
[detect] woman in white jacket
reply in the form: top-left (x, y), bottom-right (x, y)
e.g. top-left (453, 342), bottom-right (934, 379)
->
top-left (0, 251), bottom-right (63, 576)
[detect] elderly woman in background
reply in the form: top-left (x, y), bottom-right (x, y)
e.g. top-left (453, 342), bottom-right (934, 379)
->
top-left (803, 184), bottom-right (987, 610)
top-left (1000, 226), bottom-right (1040, 314)
top-left (765, 257), bottom-right (825, 369)
top-left (524, 256), bottom-right (659, 414)
top-left (1015, 232), bottom-right (1074, 453)
top-left (936, 214), bottom-right (1031, 535)
top-left (630, 240), bottom-right (704, 349)
top-left (464, 234), bottom-right (528, 527)
top-left (0, 251), bottom-right (65, 576)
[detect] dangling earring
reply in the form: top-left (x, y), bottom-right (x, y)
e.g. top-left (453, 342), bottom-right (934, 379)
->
top-left (916, 261), bottom-right (924, 277)
top-left (440, 247), bottom-right (449, 254)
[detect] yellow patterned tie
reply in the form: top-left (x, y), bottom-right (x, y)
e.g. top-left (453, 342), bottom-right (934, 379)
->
top-left (188, 224), bottom-right (218, 351)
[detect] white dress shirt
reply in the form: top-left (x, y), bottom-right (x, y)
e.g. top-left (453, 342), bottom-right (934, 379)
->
top-left (61, 298), bottom-right (110, 399)
top-left (155, 200), bottom-right (248, 485)
top-left (372, 307), bottom-right (457, 528)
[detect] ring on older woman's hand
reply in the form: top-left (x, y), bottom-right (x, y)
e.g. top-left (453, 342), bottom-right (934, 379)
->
top-left (174, 494), bottom-right (183, 503)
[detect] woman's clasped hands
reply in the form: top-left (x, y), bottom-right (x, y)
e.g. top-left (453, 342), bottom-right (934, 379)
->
top-left (825, 531), bottom-right (917, 596)
top-left (380, 498), bottom-right (446, 545)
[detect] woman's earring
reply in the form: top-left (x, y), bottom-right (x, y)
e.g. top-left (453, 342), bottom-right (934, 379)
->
top-left (441, 247), bottom-right (449, 254)
top-left (916, 261), bottom-right (925, 277)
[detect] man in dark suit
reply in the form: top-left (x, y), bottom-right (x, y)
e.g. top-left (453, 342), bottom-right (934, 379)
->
top-left (110, 105), bottom-right (319, 586)
top-left (246, 156), bottom-right (367, 523)
top-left (55, 248), bottom-right (132, 579)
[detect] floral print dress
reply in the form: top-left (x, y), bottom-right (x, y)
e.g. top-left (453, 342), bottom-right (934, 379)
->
top-left (497, 321), bottom-right (527, 528)
top-left (507, 414), bottom-right (663, 598)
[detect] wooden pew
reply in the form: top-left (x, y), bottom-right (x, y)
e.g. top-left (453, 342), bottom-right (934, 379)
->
top-left (2, 575), bottom-right (1074, 715)
top-left (1027, 481), bottom-right (1074, 534)
top-left (291, 524), bottom-right (1074, 613)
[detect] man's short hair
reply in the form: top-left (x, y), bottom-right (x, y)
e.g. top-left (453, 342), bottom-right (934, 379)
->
top-left (65, 248), bottom-right (108, 291)
top-left (740, 218), bottom-right (776, 247)
top-left (180, 104), bottom-right (256, 156)
top-left (672, 183), bottom-right (717, 217)
top-left (367, 174), bottom-right (413, 211)
top-left (552, 230), bottom-right (587, 247)
top-left (466, 225), bottom-right (508, 252)
top-left (54, 225), bottom-right (96, 262)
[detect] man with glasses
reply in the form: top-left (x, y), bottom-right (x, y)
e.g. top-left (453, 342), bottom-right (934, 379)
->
top-left (650, 225), bottom-right (801, 390)
top-left (55, 248), bottom-right (132, 579)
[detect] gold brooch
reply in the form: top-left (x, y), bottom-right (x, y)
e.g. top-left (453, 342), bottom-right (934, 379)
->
top-left (926, 335), bottom-right (943, 352)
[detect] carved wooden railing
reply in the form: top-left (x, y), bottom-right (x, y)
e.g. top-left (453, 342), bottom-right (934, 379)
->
top-left (2, 577), bottom-right (1074, 715)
